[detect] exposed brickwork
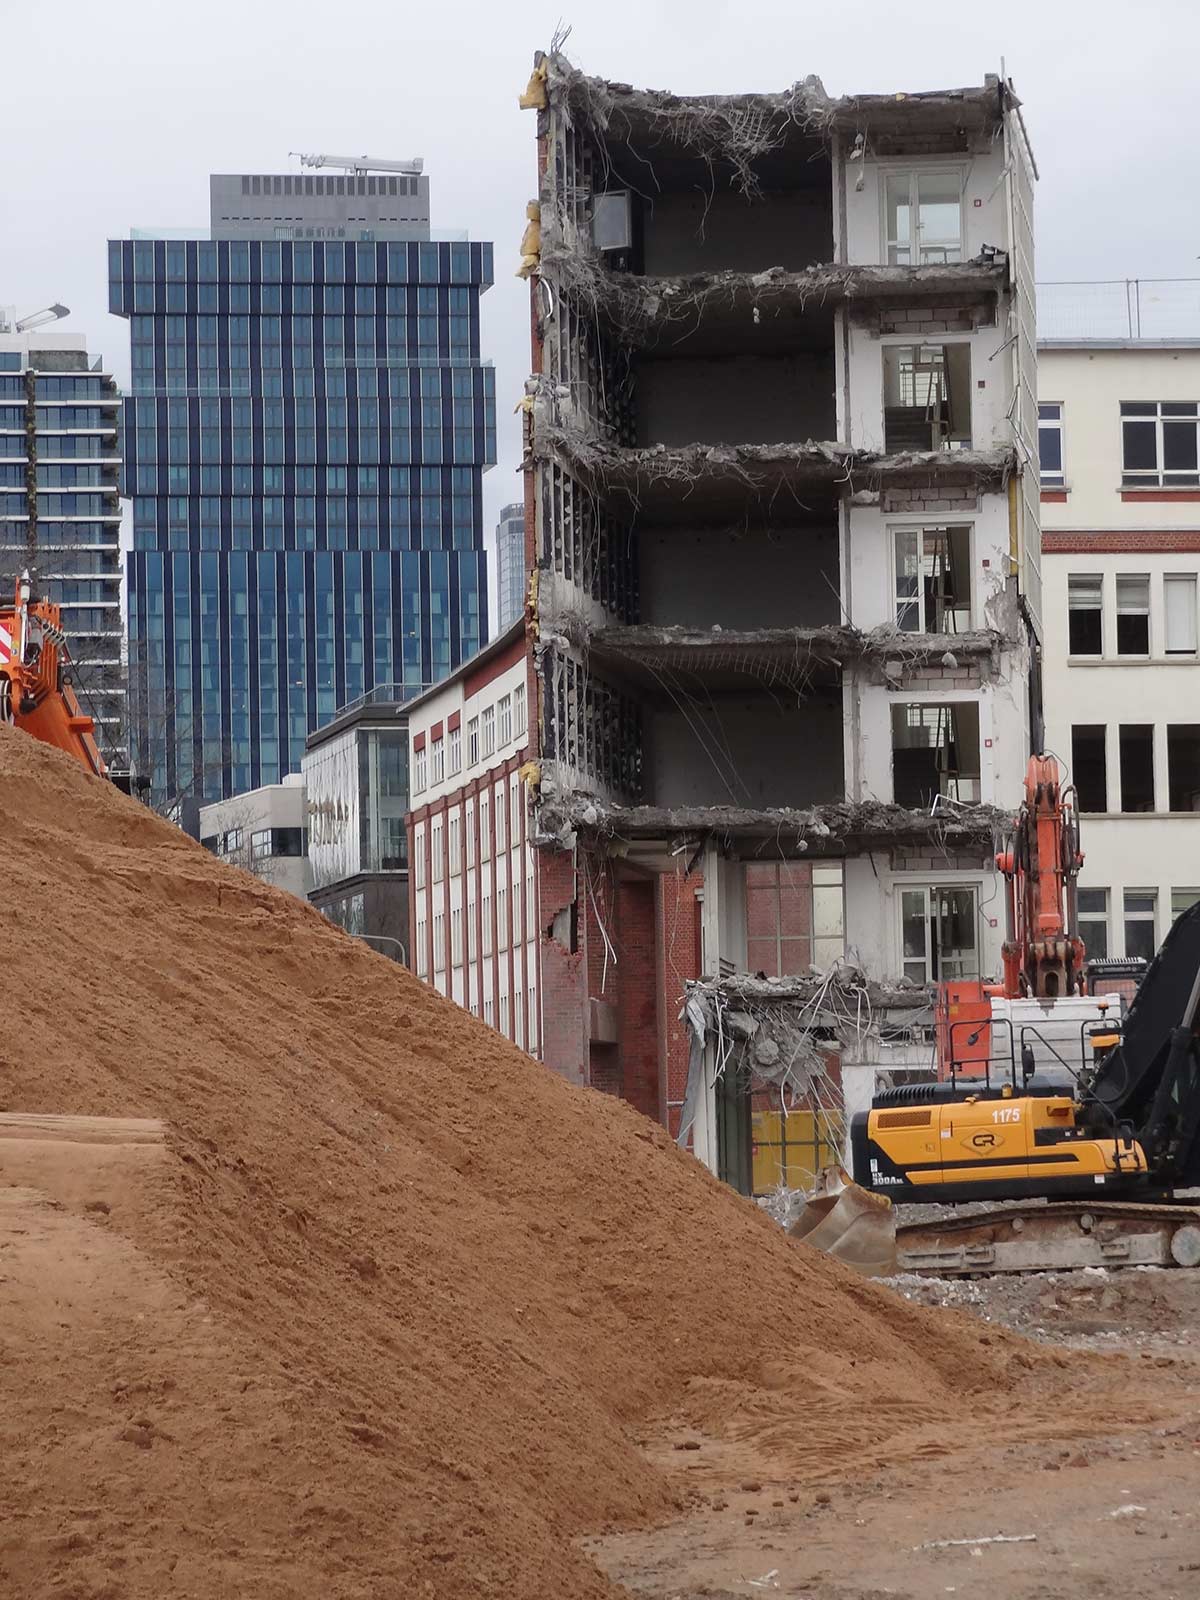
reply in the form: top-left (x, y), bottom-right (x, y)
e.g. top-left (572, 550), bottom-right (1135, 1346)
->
top-left (893, 661), bottom-right (985, 692)
top-left (881, 484), bottom-right (980, 514)
top-left (1121, 489), bottom-right (1200, 504)
top-left (537, 846), bottom-right (588, 1085)
top-left (1042, 529), bottom-right (1200, 554)
top-left (746, 861), bottom-right (813, 977)
top-left (658, 868), bottom-right (701, 1140)
top-left (616, 876), bottom-right (660, 1121)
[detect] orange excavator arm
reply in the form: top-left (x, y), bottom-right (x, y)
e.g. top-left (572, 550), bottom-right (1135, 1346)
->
top-left (0, 575), bottom-right (106, 779)
top-left (995, 752), bottom-right (1086, 998)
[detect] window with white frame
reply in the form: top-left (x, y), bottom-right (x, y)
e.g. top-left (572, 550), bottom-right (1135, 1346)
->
top-left (466, 801), bottom-right (476, 867)
top-left (466, 715), bottom-right (479, 766)
top-left (484, 996), bottom-right (494, 1026)
top-left (1121, 401), bottom-right (1200, 487)
top-left (1038, 403), bottom-right (1064, 486)
top-left (515, 999), bottom-right (524, 1048)
top-left (467, 895), bottom-right (477, 958)
top-left (433, 911), bottom-right (445, 971)
top-left (479, 791), bottom-right (490, 860)
top-left (1123, 890), bottom-right (1157, 962)
top-left (415, 916), bottom-right (428, 976)
top-left (514, 681), bottom-right (526, 737)
top-left (893, 524), bottom-right (971, 633)
top-left (431, 818), bottom-right (444, 882)
top-left (497, 884), bottom-right (508, 950)
top-left (526, 869), bottom-right (535, 928)
top-left (900, 885), bottom-right (979, 983)
top-left (883, 169), bottom-right (963, 265)
top-left (1067, 574), bottom-right (1103, 656)
top-left (482, 893), bottom-right (493, 955)
top-left (430, 736), bottom-right (444, 785)
top-left (1078, 887), bottom-right (1109, 961)
top-left (451, 906), bottom-right (462, 964)
top-left (499, 991), bottom-right (509, 1037)
top-left (448, 812), bottom-right (461, 875)
top-left (412, 743), bottom-right (427, 793)
top-left (447, 724), bottom-right (462, 775)
top-left (1116, 575), bottom-right (1150, 656)
top-left (1172, 888), bottom-right (1200, 922)
top-left (413, 828), bottom-right (426, 889)
top-left (481, 704), bottom-right (495, 756)
top-left (510, 778), bottom-right (522, 843)
top-left (497, 693), bottom-right (512, 746)
top-left (494, 781), bottom-right (506, 853)
top-left (1164, 574), bottom-right (1198, 655)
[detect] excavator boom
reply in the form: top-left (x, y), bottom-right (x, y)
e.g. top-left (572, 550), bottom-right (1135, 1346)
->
top-left (0, 576), bottom-right (107, 778)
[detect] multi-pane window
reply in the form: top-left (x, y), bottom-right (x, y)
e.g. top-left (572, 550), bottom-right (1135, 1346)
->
top-left (498, 694), bottom-right (513, 746)
top-left (497, 884), bottom-right (508, 950)
top-left (1164, 575), bottom-right (1198, 655)
top-left (479, 791), bottom-right (491, 860)
top-left (467, 896), bottom-right (477, 959)
top-left (513, 682), bottom-right (526, 737)
top-left (415, 917), bottom-right (428, 977)
top-left (466, 802), bottom-right (476, 868)
top-left (467, 716), bottom-right (479, 766)
top-left (413, 828), bottom-right (426, 889)
top-left (430, 736), bottom-right (445, 785)
top-left (448, 812), bottom-right (461, 875)
top-left (510, 779), bottom-right (522, 843)
top-left (900, 886), bottom-right (979, 983)
top-left (893, 525), bottom-right (971, 633)
top-left (1121, 402), bottom-right (1199, 487)
top-left (1124, 890), bottom-right (1157, 962)
top-left (1116, 575), bottom-right (1150, 655)
top-left (1067, 575), bottom-right (1103, 656)
top-left (495, 782), bottom-right (507, 854)
top-left (482, 893), bottom-right (493, 955)
top-left (433, 911), bottom-right (446, 972)
top-left (431, 818), bottom-right (444, 883)
top-left (1038, 403), bottom-right (1064, 486)
top-left (883, 170), bottom-right (963, 264)
top-left (1172, 889), bottom-right (1200, 922)
top-left (412, 744), bottom-right (427, 794)
top-left (1078, 888), bottom-right (1109, 961)
top-left (447, 724), bottom-right (462, 775)
top-left (481, 704), bottom-right (495, 757)
top-left (451, 906), bottom-right (463, 965)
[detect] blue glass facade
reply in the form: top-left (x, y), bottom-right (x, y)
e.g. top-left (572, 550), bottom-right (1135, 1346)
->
top-left (108, 235), bottom-right (495, 801)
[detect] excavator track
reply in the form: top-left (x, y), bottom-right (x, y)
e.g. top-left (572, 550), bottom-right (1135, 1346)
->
top-left (896, 1200), bottom-right (1200, 1275)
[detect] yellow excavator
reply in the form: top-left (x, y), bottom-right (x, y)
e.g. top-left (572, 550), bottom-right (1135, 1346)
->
top-left (798, 755), bottom-right (1200, 1276)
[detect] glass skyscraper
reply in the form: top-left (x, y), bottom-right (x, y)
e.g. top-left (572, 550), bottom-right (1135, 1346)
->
top-left (495, 500), bottom-right (525, 633)
top-left (108, 167), bottom-right (495, 804)
top-left (0, 330), bottom-right (125, 762)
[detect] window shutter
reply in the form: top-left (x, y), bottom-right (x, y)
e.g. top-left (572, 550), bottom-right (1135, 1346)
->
top-left (1165, 576), bottom-right (1197, 653)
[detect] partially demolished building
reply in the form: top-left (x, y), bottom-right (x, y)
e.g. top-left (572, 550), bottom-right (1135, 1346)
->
top-left (514, 53), bottom-right (1040, 1192)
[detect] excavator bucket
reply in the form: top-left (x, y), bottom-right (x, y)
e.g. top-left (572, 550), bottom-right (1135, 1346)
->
top-left (787, 1165), bottom-right (898, 1277)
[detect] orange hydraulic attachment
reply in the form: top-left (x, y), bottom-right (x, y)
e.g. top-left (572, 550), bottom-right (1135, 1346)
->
top-left (995, 752), bottom-right (1085, 999)
top-left (0, 574), bottom-right (106, 778)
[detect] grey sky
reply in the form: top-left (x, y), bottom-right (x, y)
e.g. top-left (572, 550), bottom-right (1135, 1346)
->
top-left (6, 0), bottom-right (1197, 628)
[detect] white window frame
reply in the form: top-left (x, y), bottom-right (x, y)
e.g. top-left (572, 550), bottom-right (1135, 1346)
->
top-left (1116, 574), bottom-right (1151, 658)
top-left (430, 736), bottom-right (444, 785)
top-left (448, 811), bottom-right (461, 875)
top-left (467, 896), bottom-right (477, 959)
top-left (1038, 402), bottom-right (1065, 487)
top-left (413, 827), bottom-right (426, 890)
top-left (482, 893), bottom-right (493, 956)
top-left (412, 743), bottom-right (427, 794)
top-left (451, 905), bottom-right (462, 964)
top-left (479, 791), bottom-right (491, 861)
top-left (890, 521), bottom-right (973, 633)
top-left (1164, 573), bottom-right (1198, 656)
top-left (415, 917), bottom-right (428, 977)
top-left (513, 681), bottom-right (526, 737)
top-left (1123, 889), bottom-right (1157, 961)
top-left (495, 780), bottom-right (506, 854)
top-left (497, 883), bottom-right (508, 951)
top-left (433, 910), bottom-right (446, 972)
top-left (466, 800), bottom-right (476, 868)
top-left (1067, 573), bottom-right (1104, 659)
top-left (1077, 887), bottom-right (1109, 962)
top-left (1120, 401), bottom-right (1200, 488)
top-left (430, 817), bottom-right (444, 883)
top-left (497, 693), bottom-right (512, 746)
top-left (466, 716), bottom-right (479, 766)
top-left (880, 166), bottom-right (965, 266)
top-left (447, 724), bottom-right (462, 775)
top-left (899, 883), bottom-right (981, 984)
top-left (481, 704), bottom-right (496, 757)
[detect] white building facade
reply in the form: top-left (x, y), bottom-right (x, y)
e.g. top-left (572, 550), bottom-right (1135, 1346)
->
top-left (1041, 333), bottom-right (1200, 962)
top-left (406, 622), bottom-right (537, 1050)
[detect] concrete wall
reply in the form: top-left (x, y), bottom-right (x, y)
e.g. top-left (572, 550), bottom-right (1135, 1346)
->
top-left (843, 318), bottom-right (1013, 454)
top-left (639, 522), bottom-right (840, 628)
top-left (842, 498), bottom-right (1013, 632)
top-left (635, 352), bottom-right (836, 447)
top-left (1040, 345), bottom-right (1200, 531)
top-left (841, 148), bottom-right (1010, 269)
top-left (646, 698), bottom-right (844, 809)
top-left (641, 187), bottom-right (832, 275)
top-left (843, 857), bottom-right (1006, 987)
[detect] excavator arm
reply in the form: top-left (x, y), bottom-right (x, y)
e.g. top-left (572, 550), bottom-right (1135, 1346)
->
top-left (0, 575), bottom-right (107, 778)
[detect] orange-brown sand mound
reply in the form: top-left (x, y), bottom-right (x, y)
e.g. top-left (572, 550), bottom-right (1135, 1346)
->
top-left (0, 726), bottom-right (1032, 1598)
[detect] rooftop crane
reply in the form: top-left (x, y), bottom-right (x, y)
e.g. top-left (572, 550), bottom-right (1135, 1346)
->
top-left (290, 153), bottom-right (424, 176)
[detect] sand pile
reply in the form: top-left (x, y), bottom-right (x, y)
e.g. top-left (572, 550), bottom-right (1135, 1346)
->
top-left (0, 726), bottom-right (1036, 1598)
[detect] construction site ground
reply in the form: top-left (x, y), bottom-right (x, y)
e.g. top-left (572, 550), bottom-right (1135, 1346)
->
top-left (586, 1267), bottom-right (1200, 1599)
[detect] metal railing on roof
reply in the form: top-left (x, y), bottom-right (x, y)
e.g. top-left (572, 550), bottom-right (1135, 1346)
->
top-left (1038, 279), bottom-right (1200, 342)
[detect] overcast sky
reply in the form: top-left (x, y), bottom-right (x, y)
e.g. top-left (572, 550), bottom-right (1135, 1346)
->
top-left (6, 0), bottom-right (1198, 629)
